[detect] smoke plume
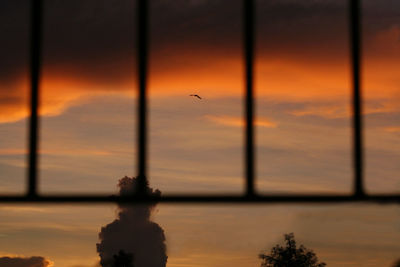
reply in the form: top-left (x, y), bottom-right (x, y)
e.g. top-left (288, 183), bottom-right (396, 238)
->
top-left (97, 176), bottom-right (167, 267)
top-left (0, 256), bottom-right (52, 267)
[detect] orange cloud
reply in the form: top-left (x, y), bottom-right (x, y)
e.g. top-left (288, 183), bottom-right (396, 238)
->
top-left (1, 24), bottom-right (400, 125)
top-left (0, 106), bottom-right (29, 124)
top-left (205, 115), bottom-right (277, 128)
top-left (149, 54), bottom-right (243, 97)
top-left (0, 74), bottom-right (135, 124)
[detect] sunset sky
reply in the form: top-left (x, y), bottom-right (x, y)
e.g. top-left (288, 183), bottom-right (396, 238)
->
top-left (0, 0), bottom-right (399, 266)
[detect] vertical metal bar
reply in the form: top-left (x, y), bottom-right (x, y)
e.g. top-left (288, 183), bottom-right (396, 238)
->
top-left (137, 0), bottom-right (149, 194)
top-left (349, 0), bottom-right (364, 196)
top-left (28, 0), bottom-right (43, 197)
top-left (244, 0), bottom-right (255, 196)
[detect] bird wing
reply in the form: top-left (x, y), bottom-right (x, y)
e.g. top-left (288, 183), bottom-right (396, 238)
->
top-left (189, 94), bottom-right (202, 99)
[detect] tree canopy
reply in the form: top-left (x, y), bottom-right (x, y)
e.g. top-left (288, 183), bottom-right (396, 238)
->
top-left (259, 233), bottom-right (326, 267)
top-left (112, 250), bottom-right (134, 267)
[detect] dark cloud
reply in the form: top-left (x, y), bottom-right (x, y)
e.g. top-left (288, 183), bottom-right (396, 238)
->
top-left (0, 0), bottom-right (136, 86)
top-left (97, 177), bottom-right (167, 267)
top-left (0, 256), bottom-right (52, 267)
top-left (1, 0), bottom-right (398, 83)
top-left (0, 0), bottom-right (30, 82)
top-left (41, 0), bottom-right (137, 84)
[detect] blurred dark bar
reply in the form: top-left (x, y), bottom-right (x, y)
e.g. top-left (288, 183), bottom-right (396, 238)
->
top-left (244, 0), bottom-right (255, 196)
top-left (137, 0), bottom-right (149, 194)
top-left (0, 194), bottom-right (398, 204)
top-left (28, 0), bottom-right (43, 197)
top-left (349, 0), bottom-right (364, 196)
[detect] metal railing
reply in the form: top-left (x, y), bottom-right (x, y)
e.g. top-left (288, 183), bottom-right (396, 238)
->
top-left (0, 0), bottom-right (399, 204)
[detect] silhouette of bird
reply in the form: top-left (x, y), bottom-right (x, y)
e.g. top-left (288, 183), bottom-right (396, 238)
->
top-left (190, 94), bottom-right (202, 99)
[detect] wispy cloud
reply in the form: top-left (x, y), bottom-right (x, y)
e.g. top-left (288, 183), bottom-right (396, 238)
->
top-left (383, 126), bottom-right (400, 133)
top-left (0, 148), bottom-right (114, 157)
top-left (289, 104), bottom-right (349, 119)
top-left (0, 206), bottom-right (48, 213)
top-left (204, 115), bottom-right (277, 128)
top-left (288, 99), bottom-right (400, 119)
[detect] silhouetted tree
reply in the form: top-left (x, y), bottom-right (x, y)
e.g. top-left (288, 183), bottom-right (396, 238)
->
top-left (112, 250), bottom-right (134, 267)
top-left (259, 233), bottom-right (326, 267)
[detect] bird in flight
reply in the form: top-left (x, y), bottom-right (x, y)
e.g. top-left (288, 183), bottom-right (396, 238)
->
top-left (190, 94), bottom-right (202, 99)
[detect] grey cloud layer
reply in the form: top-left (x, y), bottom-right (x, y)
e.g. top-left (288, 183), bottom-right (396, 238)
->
top-left (0, 256), bottom-right (52, 267)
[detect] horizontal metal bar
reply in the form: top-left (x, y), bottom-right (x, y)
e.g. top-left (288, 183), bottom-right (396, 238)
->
top-left (0, 194), bottom-right (398, 204)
